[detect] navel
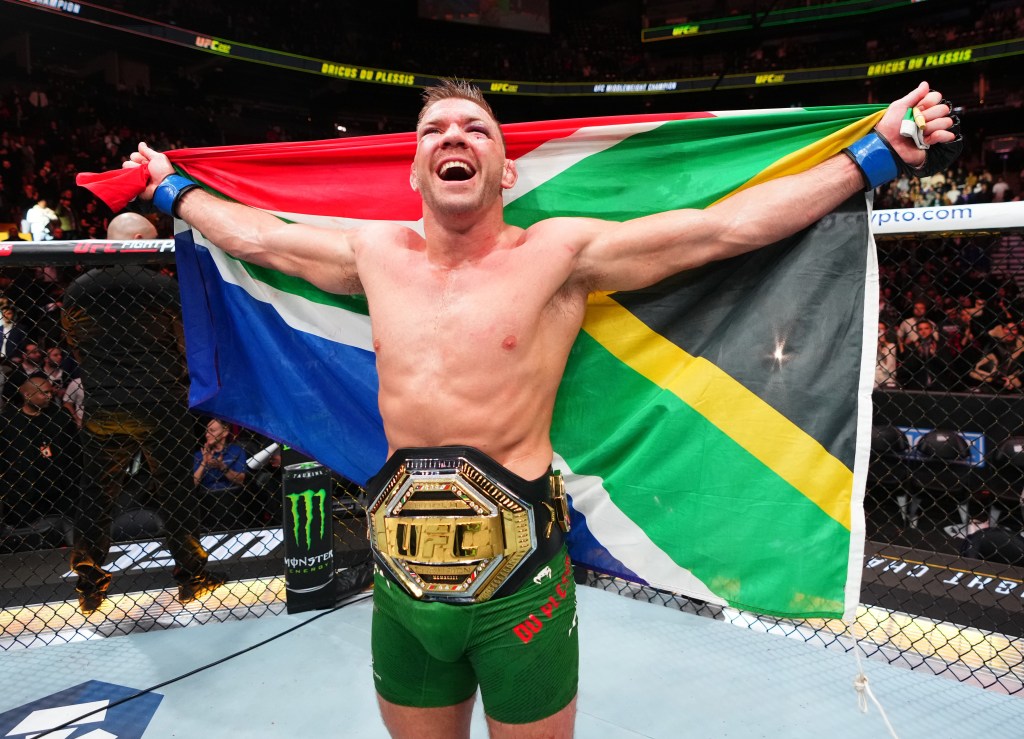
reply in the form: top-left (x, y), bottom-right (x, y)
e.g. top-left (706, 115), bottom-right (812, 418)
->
top-left (373, 338), bottom-right (382, 352)
top-left (502, 335), bottom-right (518, 351)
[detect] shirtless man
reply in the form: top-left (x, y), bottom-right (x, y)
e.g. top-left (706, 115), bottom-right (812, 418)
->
top-left (126, 79), bottom-right (958, 739)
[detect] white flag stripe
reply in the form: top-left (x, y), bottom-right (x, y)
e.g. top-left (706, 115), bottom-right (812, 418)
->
top-left (506, 109), bottom-right (806, 207)
top-left (707, 107), bottom-right (806, 117)
top-left (845, 203), bottom-right (878, 619)
top-left (504, 121), bottom-right (667, 206)
top-left (188, 229), bottom-right (375, 353)
top-left (177, 122), bottom-right (664, 357)
top-left (553, 453), bottom-right (725, 605)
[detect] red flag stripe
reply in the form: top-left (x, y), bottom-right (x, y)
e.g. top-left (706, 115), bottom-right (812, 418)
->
top-left (80, 112), bottom-right (715, 218)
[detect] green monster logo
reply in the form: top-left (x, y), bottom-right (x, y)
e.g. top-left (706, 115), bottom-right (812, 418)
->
top-left (286, 488), bottom-right (327, 549)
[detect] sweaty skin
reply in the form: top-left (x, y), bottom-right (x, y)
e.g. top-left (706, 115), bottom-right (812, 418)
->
top-left (126, 83), bottom-right (955, 739)
top-left (127, 86), bottom-right (953, 484)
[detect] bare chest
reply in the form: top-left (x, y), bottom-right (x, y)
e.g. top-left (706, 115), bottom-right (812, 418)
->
top-left (360, 246), bottom-right (584, 370)
top-left (371, 263), bottom-right (546, 355)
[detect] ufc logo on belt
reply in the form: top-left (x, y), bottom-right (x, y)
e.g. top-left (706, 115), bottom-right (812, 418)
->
top-left (389, 517), bottom-right (502, 562)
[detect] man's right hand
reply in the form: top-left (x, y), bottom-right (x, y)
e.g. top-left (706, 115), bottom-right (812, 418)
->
top-left (118, 140), bottom-right (365, 296)
top-left (123, 143), bottom-right (177, 201)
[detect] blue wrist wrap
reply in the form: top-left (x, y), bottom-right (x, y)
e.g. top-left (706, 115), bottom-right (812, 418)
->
top-left (153, 174), bottom-right (200, 216)
top-left (843, 132), bottom-right (900, 191)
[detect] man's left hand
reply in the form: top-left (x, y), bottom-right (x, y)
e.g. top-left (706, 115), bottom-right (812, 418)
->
top-left (876, 81), bottom-right (957, 170)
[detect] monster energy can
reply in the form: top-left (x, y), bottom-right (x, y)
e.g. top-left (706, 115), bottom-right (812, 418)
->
top-left (282, 462), bottom-right (336, 613)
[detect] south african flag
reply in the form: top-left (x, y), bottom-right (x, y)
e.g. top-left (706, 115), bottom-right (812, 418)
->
top-left (83, 105), bottom-right (884, 618)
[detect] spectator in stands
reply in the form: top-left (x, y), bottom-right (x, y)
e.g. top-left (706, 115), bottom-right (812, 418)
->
top-left (23, 196), bottom-right (56, 241)
top-left (42, 345), bottom-right (70, 392)
top-left (878, 285), bottom-right (900, 328)
top-left (875, 321), bottom-right (898, 389)
top-left (3, 340), bottom-right (45, 408)
top-left (969, 321), bottom-right (1024, 391)
top-left (33, 161), bottom-right (56, 202)
top-left (53, 190), bottom-right (78, 239)
top-left (0, 179), bottom-right (11, 226)
top-left (900, 319), bottom-right (943, 389)
top-left (14, 341), bottom-right (44, 375)
top-left (62, 373), bottom-right (84, 427)
top-left (942, 180), bottom-right (962, 205)
top-left (989, 284), bottom-right (1023, 327)
top-left (77, 201), bottom-right (109, 241)
top-left (0, 300), bottom-right (29, 363)
top-left (961, 293), bottom-right (992, 332)
top-left (992, 176), bottom-right (1010, 203)
top-left (0, 375), bottom-right (81, 538)
top-left (967, 179), bottom-right (993, 204)
top-left (193, 417), bottom-right (248, 529)
top-left (939, 306), bottom-right (982, 390)
top-left (64, 212), bottom-right (224, 615)
top-left (897, 300), bottom-right (930, 351)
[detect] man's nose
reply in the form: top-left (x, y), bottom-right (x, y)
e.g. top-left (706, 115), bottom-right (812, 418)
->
top-left (439, 124), bottom-right (467, 146)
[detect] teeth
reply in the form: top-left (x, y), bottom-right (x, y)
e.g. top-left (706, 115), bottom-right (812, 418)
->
top-left (440, 161), bottom-right (473, 175)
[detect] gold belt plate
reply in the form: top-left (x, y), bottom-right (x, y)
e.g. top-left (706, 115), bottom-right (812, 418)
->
top-left (368, 457), bottom-right (537, 602)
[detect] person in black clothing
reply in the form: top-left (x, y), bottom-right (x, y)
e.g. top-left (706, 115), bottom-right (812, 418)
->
top-left (969, 321), bottom-right (1024, 392)
top-left (959, 490), bottom-right (1024, 566)
top-left (900, 319), bottom-right (943, 389)
top-left (0, 375), bottom-right (81, 541)
top-left (2, 340), bottom-right (45, 409)
top-left (63, 212), bottom-right (224, 615)
top-left (0, 301), bottom-right (31, 364)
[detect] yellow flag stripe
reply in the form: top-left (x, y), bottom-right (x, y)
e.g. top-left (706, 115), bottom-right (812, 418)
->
top-left (583, 293), bottom-right (853, 530)
top-left (714, 110), bottom-right (885, 202)
top-left (581, 113), bottom-right (883, 530)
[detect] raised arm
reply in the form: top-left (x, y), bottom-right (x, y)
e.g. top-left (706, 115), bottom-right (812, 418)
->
top-left (125, 143), bottom-right (367, 294)
top-left (573, 82), bottom-right (959, 293)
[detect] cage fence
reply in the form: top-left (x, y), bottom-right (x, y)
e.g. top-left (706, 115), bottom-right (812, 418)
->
top-left (0, 246), bottom-right (370, 648)
top-left (2, 204), bottom-right (1024, 697)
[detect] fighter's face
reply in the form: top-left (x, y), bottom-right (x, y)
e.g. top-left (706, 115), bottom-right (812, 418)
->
top-left (411, 98), bottom-right (516, 217)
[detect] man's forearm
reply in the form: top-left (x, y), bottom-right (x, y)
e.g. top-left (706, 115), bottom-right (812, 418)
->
top-left (174, 188), bottom-right (286, 264)
top-left (708, 154), bottom-right (864, 256)
top-left (145, 161), bottom-right (361, 294)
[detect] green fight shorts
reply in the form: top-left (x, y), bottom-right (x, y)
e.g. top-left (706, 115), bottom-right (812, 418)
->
top-left (371, 547), bottom-right (578, 725)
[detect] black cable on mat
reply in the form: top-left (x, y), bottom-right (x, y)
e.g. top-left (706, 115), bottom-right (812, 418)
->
top-left (33, 591), bottom-right (373, 738)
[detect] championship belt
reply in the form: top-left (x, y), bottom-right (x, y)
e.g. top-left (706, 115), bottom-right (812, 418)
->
top-left (367, 446), bottom-right (570, 603)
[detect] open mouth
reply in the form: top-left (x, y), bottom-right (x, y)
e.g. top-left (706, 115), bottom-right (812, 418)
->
top-left (437, 160), bottom-right (476, 182)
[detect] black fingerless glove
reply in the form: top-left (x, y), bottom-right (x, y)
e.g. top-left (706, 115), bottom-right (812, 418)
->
top-left (844, 101), bottom-right (963, 190)
top-left (898, 102), bottom-right (964, 178)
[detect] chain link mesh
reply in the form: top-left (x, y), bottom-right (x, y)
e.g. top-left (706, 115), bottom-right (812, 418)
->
top-left (3, 229), bottom-right (1024, 696)
top-left (581, 225), bottom-right (1024, 695)
top-left (0, 262), bottom-right (369, 647)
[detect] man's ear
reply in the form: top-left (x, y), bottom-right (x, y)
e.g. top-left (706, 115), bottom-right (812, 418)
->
top-left (409, 163), bottom-right (419, 192)
top-left (501, 159), bottom-right (518, 190)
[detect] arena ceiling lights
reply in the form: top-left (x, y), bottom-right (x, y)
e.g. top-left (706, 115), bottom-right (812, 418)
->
top-left (7, 0), bottom-right (1024, 97)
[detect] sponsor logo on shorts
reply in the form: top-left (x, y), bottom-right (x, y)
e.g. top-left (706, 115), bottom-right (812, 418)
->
top-left (532, 566), bottom-right (552, 585)
top-left (512, 555), bottom-right (573, 644)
